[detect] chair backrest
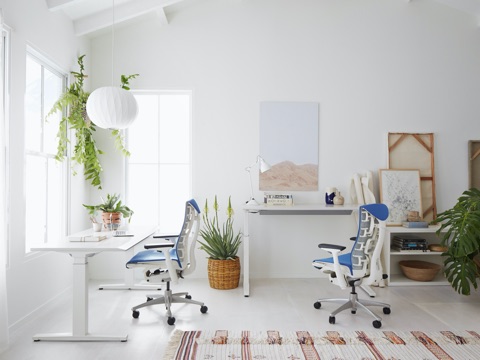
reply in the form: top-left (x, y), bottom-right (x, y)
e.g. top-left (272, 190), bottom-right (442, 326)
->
top-left (174, 199), bottom-right (201, 276)
top-left (350, 203), bottom-right (389, 278)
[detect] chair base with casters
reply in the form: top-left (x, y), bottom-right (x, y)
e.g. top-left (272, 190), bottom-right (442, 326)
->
top-left (313, 279), bottom-right (391, 329)
top-left (126, 199), bottom-right (208, 325)
top-left (312, 203), bottom-right (391, 328)
top-left (131, 277), bottom-right (207, 326)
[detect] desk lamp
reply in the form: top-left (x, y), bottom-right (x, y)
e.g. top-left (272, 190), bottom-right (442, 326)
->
top-left (245, 156), bottom-right (271, 205)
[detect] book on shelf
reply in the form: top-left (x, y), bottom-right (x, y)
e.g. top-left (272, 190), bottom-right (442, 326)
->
top-left (402, 221), bottom-right (429, 228)
top-left (264, 193), bottom-right (294, 206)
top-left (390, 248), bottom-right (431, 253)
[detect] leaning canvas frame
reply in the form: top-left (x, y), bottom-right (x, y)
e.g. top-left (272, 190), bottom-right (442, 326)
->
top-left (379, 169), bottom-right (423, 226)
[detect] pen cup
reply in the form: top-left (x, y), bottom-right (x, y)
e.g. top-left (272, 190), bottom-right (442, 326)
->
top-left (92, 223), bottom-right (102, 232)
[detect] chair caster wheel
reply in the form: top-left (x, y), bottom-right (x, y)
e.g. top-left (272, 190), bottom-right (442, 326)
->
top-left (314, 301), bottom-right (321, 309)
top-left (167, 317), bottom-right (176, 325)
top-left (373, 320), bottom-right (382, 328)
top-left (329, 316), bottom-right (335, 324)
top-left (383, 307), bottom-right (391, 315)
top-left (186, 295), bottom-right (192, 299)
top-left (132, 310), bottom-right (139, 319)
top-left (200, 305), bottom-right (208, 314)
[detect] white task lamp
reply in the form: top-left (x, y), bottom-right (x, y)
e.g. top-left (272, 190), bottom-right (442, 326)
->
top-left (245, 155), bottom-right (271, 206)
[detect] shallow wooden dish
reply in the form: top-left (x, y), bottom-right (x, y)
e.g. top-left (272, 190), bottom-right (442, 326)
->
top-left (428, 244), bottom-right (448, 252)
top-left (399, 260), bottom-right (441, 282)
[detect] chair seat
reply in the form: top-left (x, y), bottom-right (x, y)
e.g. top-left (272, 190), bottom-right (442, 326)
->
top-left (126, 249), bottom-right (180, 267)
top-left (313, 253), bottom-right (353, 274)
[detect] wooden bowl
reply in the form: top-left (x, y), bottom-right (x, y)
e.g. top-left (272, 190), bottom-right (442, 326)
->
top-left (399, 260), bottom-right (441, 282)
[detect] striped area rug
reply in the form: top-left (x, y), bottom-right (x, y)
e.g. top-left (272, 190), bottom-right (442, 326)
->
top-left (164, 329), bottom-right (480, 359)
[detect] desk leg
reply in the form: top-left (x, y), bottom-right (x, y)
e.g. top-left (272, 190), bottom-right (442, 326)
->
top-left (98, 248), bottom-right (161, 291)
top-left (33, 253), bottom-right (128, 342)
top-left (243, 211), bottom-right (250, 297)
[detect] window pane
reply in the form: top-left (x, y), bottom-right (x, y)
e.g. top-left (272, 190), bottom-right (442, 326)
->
top-left (127, 92), bottom-right (191, 235)
top-left (129, 95), bottom-right (159, 164)
top-left (158, 164), bottom-right (190, 233)
top-left (159, 94), bottom-right (190, 164)
top-left (43, 68), bottom-right (63, 155)
top-left (25, 57), bottom-right (42, 152)
top-left (25, 155), bottom-right (47, 251)
top-left (127, 164), bottom-right (158, 228)
top-left (47, 158), bottom-right (62, 243)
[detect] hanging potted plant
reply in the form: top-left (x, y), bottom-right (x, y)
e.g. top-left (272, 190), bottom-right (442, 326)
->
top-left (46, 54), bottom-right (137, 189)
top-left (83, 193), bottom-right (134, 230)
top-left (198, 196), bottom-right (242, 290)
top-left (433, 188), bottom-right (480, 295)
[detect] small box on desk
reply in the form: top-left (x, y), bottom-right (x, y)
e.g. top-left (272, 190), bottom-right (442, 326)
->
top-left (264, 193), bottom-right (294, 206)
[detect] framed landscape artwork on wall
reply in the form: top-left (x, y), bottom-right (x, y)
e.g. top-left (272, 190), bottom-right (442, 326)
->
top-left (379, 169), bottom-right (423, 226)
top-left (259, 101), bottom-right (319, 191)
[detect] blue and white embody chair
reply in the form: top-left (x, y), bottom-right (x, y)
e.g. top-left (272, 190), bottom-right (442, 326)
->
top-left (126, 199), bottom-right (208, 325)
top-left (312, 203), bottom-right (391, 328)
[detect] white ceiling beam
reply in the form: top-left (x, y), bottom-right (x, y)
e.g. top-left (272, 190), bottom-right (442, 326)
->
top-left (156, 8), bottom-right (169, 26)
top-left (46, 0), bottom-right (83, 12)
top-left (74, 0), bottom-right (182, 36)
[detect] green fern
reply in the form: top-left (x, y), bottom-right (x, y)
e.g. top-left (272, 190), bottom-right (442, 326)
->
top-left (46, 55), bottom-right (138, 189)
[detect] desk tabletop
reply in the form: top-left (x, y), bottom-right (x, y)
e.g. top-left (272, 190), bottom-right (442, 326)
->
top-left (31, 226), bottom-right (158, 253)
top-left (243, 203), bottom-right (357, 215)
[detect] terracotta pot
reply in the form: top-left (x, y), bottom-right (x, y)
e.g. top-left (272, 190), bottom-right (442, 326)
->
top-left (101, 212), bottom-right (122, 230)
top-left (207, 257), bottom-right (241, 290)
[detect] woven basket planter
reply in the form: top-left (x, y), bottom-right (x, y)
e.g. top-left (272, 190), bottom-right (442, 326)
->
top-left (207, 257), bottom-right (241, 290)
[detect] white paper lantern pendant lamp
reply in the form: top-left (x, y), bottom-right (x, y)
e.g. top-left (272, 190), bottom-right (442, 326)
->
top-left (87, 86), bottom-right (138, 129)
top-left (86, 0), bottom-right (138, 130)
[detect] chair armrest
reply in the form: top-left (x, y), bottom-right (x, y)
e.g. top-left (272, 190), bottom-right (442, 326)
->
top-left (144, 242), bottom-right (175, 249)
top-left (318, 243), bottom-right (346, 252)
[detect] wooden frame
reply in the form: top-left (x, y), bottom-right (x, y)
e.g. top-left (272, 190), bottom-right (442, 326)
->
top-left (388, 133), bottom-right (436, 221)
top-left (379, 169), bottom-right (423, 226)
top-left (469, 140), bottom-right (480, 190)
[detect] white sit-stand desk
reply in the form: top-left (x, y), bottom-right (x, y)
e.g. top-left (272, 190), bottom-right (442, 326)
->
top-left (31, 226), bottom-right (156, 342)
top-left (242, 204), bottom-right (357, 297)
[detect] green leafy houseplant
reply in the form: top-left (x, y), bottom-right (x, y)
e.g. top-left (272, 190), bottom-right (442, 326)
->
top-left (46, 55), bottom-right (138, 189)
top-left (198, 196), bottom-right (242, 260)
top-left (83, 193), bottom-right (134, 223)
top-left (434, 188), bottom-right (480, 295)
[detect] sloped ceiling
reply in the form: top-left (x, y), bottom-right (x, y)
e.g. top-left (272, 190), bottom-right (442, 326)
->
top-left (46, 0), bottom-right (480, 37)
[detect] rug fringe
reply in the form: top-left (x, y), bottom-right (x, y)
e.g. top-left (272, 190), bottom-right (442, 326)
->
top-left (163, 329), bottom-right (185, 360)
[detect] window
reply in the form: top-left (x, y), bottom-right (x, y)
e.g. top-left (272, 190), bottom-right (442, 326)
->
top-left (127, 91), bottom-right (192, 233)
top-left (24, 49), bottom-right (66, 252)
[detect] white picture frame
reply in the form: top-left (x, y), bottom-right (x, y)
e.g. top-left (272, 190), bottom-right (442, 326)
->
top-left (379, 169), bottom-right (423, 226)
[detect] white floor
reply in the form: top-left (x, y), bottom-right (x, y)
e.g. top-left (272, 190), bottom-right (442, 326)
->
top-left (1, 278), bottom-right (480, 360)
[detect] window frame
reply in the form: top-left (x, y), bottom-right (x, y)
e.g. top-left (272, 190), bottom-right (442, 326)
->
top-left (125, 90), bottom-right (193, 232)
top-left (24, 46), bottom-right (68, 255)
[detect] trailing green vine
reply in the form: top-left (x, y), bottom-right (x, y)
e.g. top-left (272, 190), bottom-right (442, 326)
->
top-left (46, 55), bottom-right (138, 189)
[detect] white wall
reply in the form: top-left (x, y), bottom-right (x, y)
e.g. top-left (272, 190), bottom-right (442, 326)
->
top-left (87, 0), bottom-right (480, 280)
top-left (1, 0), bottom-right (89, 330)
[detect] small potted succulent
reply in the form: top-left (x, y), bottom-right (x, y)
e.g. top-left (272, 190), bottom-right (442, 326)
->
top-left (83, 193), bottom-right (133, 230)
top-left (198, 196), bottom-right (242, 289)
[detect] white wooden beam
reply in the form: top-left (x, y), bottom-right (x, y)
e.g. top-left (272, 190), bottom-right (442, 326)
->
top-left (46, 0), bottom-right (82, 12)
top-left (74, 0), bottom-right (182, 36)
top-left (156, 7), bottom-right (169, 26)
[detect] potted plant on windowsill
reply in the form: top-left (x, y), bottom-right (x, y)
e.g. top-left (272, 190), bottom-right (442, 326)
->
top-left (433, 188), bottom-right (480, 295)
top-left (83, 193), bottom-right (134, 230)
top-left (198, 196), bottom-right (242, 290)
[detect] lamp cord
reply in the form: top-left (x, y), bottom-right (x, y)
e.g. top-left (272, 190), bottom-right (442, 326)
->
top-left (111, 0), bottom-right (115, 86)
